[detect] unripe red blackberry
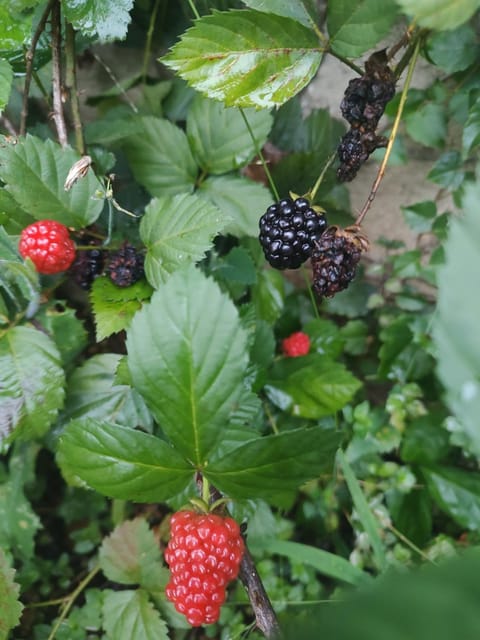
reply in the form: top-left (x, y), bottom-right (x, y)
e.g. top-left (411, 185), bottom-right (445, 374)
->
top-left (19, 220), bottom-right (76, 275)
top-left (282, 331), bottom-right (310, 357)
top-left (164, 510), bottom-right (245, 626)
top-left (312, 225), bottom-right (369, 298)
top-left (259, 197), bottom-right (327, 269)
top-left (105, 242), bottom-right (144, 287)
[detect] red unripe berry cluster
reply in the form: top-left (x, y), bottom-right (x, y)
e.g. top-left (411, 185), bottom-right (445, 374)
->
top-left (282, 331), bottom-right (310, 357)
top-left (164, 510), bottom-right (245, 626)
top-left (19, 220), bottom-right (76, 275)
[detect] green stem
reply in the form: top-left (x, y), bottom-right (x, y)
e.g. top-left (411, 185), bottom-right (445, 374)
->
top-left (239, 108), bottom-right (279, 201)
top-left (309, 151), bottom-right (337, 202)
top-left (111, 499), bottom-right (127, 526)
top-left (201, 475), bottom-right (211, 505)
top-left (47, 565), bottom-right (100, 640)
top-left (142, 0), bottom-right (161, 83)
top-left (187, 0), bottom-right (200, 20)
top-left (302, 265), bottom-right (320, 319)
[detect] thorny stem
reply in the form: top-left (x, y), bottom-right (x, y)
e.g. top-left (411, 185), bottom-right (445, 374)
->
top-left (203, 480), bottom-right (282, 638)
top-left (51, 0), bottom-right (68, 147)
top-left (355, 38), bottom-right (421, 227)
top-left (240, 108), bottom-right (280, 201)
top-left (142, 0), bottom-right (162, 82)
top-left (65, 22), bottom-right (85, 155)
top-left (20, 0), bottom-right (55, 136)
top-left (46, 565), bottom-right (100, 640)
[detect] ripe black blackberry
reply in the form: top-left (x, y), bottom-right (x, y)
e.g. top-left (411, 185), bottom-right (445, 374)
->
top-left (259, 196), bottom-right (327, 270)
top-left (105, 242), bottom-right (145, 287)
top-left (337, 129), bottom-right (387, 182)
top-left (69, 242), bottom-right (105, 290)
top-left (311, 225), bottom-right (369, 298)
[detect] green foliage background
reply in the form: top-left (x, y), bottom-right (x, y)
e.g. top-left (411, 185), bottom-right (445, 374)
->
top-left (0, 0), bottom-right (480, 638)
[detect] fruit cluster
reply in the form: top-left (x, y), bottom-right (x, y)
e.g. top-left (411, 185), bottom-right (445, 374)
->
top-left (164, 510), bottom-right (245, 627)
top-left (337, 52), bottom-right (396, 182)
top-left (259, 196), bottom-right (327, 269)
top-left (19, 220), bottom-right (145, 289)
top-left (311, 225), bottom-right (369, 298)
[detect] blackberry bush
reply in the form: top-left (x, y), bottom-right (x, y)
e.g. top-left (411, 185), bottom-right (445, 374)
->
top-left (259, 196), bottom-right (327, 269)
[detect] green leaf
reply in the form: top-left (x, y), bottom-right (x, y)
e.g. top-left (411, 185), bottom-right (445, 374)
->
top-left (186, 94), bottom-right (272, 174)
top-left (64, 354), bottom-right (153, 431)
top-left (423, 466), bottom-right (480, 529)
top-left (463, 98), bottom-right (480, 157)
top-left (99, 518), bottom-right (167, 591)
top-left (433, 183), bottom-right (480, 456)
top-left (34, 304), bottom-right (88, 368)
top-left (127, 266), bottom-right (249, 464)
top-left (427, 150), bottom-right (465, 189)
top-left (426, 24), bottom-right (479, 73)
top-left (206, 427), bottom-right (340, 500)
top-left (401, 200), bottom-right (437, 233)
top-left (290, 549), bottom-right (480, 640)
top-left (252, 538), bottom-right (371, 586)
top-left (198, 175), bottom-right (272, 237)
top-left (400, 414), bottom-right (450, 465)
top-left (395, 0), bottom-right (480, 31)
top-left (0, 326), bottom-right (65, 444)
top-left (57, 418), bottom-right (193, 502)
top-left (103, 589), bottom-right (169, 640)
top-left (0, 548), bottom-right (23, 640)
top-left (241, 0), bottom-right (318, 27)
top-left (266, 355), bottom-right (361, 419)
top-left (90, 277), bottom-right (153, 341)
top-left (327, 0), bottom-right (398, 58)
top-left (162, 9), bottom-right (323, 109)
top-left (0, 136), bottom-right (104, 228)
top-left (0, 227), bottom-right (40, 320)
top-left (0, 59), bottom-right (12, 115)
top-left (140, 193), bottom-right (227, 287)
top-left (389, 487), bottom-right (432, 547)
top-left (121, 117), bottom-right (197, 197)
top-left (63, 0), bottom-right (134, 42)
top-left (0, 188), bottom-right (33, 234)
top-left (338, 450), bottom-right (388, 572)
top-left (0, 6), bottom-right (31, 53)
top-left (405, 102), bottom-right (447, 148)
top-left (252, 269), bottom-right (286, 323)
top-left (0, 479), bottom-right (41, 561)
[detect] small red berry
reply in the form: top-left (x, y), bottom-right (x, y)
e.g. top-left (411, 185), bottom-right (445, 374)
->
top-left (164, 510), bottom-right (244, 626)
top-left (19, 220), bottom-right (76, 275)
top-left (282, 331), bottom-right (310, 357)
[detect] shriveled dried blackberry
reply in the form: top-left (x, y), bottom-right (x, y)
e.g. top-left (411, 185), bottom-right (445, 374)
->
top-left (105, 242), bottom-right (145, 287)
top-left (336, 129), bottom-right (388, 182)
top-left (337, 51), bottom-right (395, 182)
top-left (259, 196), bottom-right (327, 270)
top-left (340, 52), bottom-right (396, 131)
top-left (69, 241), bottom-right (106, 290)
top-left (312, 225), bottom-right (369, 298)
